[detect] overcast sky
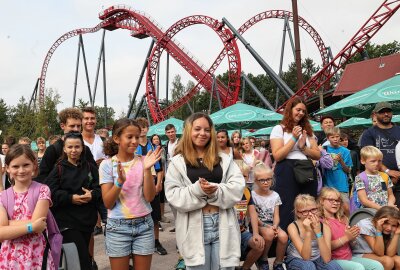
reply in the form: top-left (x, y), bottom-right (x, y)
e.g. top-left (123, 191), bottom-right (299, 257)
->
top-left (0, 0), bottom-right (399, 117)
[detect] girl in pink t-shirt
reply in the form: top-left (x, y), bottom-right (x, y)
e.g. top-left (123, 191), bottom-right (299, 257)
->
top-left (319, 187), bottom-right (383, 270)
top-left (0, 144), bottom-right (54, 270)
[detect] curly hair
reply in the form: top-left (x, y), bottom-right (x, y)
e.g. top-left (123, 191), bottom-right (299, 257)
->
top-left (280, 97), bottom-right (313, 136)
top-left (58, 108), bottom-right (83, 124)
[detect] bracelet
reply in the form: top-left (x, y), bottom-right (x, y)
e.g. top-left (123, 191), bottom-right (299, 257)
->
top-left (115, 180), bottom-right (123, 188)
top-left (375, 231), bottom-right (383, 237)
top-left (291, 136), bottom-right (298, 143)
top-left (315, 232), bottom-right (323, 239)
top-left (385, 169), bottom-right (390, 174)
top-left (27, 223), bottom-right (33, 234)
top-left (338, 237), bottom-right (345, 246)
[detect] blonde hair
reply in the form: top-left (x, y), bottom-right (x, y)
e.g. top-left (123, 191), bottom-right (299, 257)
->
top-left (325, 127), bottom-right (341, 137)
top-left (253, 161), bottom-right (272, 179)
top-left (294, 194), bottom-right (317, 220)
top-left (175, 113), bottom-right (220, 171)
top-left (318, 187), bottom-right (346, 223)
top-left (360, 146), bottom-right (383, 161)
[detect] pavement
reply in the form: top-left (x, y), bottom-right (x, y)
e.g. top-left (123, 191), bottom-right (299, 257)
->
top-left (93, 204), bottom-right (265, 269)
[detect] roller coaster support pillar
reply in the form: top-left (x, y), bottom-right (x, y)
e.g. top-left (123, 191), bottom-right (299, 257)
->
top-left (292, 0), bottom-right (304, 90)
top-left (79, 35), bottom-right (93, 106)
top-left (326, 47), bottom-right (340, 85)
top-left (214, 75), bottom-right (222, 110)
top-left (241, 73), bottom-right (274, 110)
top-left (102, 39), bottom-right (108, 127)
top-left (72, 36), bottom-right (81, 107)
top-left (134, 95), bottom-right (146, 119)
top-left (156, 64), bottom-right (160, 99)
top-left (222, 18), bottom-right (294, 98)
top-left (276, 16), bottom-right (290, 108)
top-left (93, 30), bottom-right (106, 105)
top-left (127, 39), bottom-right (155, 118)
top-left (187, 102), bottom-right (194, 114)
top-left (29, 78), bottom-right (39, 110)
top-left (166, 53), bottom-right (170, 105)
top-left (145, 100), bottom-right (151, 125)
top-left (241, 78), bottom-right (246, 102)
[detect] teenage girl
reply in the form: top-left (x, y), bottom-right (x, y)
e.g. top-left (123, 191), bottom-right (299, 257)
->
top-left (45, 132), bottom-right (101, 270)
top-left (250, 161), bottom-right (287, 270)
top-left (286, 194), bottom-right (342, 270)
top-left (100, 118), bottom-right (161, 270)
top-left (0, 144), bottom-right (54, 269)
top-left (352, 206), bottom-right (400, 270)
top-left (319, 187), bottom-right (384, 270)
top-left (217, 130), bottom-right (233, 159)
top-left (241, 137), bottom-right (259, 189)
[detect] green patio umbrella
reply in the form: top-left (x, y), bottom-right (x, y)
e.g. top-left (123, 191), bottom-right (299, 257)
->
top-left (210, 103), bottom-right (283, 130)
top-left (317, 73), bottom-right (400, 118)
top-left (147, 117), bottom-right (184, 140)
top-left (227, 129), bottom-right (252, 138)
top-left (251, 120), bottom-right (322, 137)
top-left (337, 115), bottom-right (400, 128)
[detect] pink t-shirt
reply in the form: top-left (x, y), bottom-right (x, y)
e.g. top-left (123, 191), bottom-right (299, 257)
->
top-left (326, 218), bottom-right (352, 260)
top-left (0, 185), bottom-right (55, 270)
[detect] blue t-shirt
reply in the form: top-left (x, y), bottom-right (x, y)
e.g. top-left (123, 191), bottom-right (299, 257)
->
top-left (324, 145), bottom-right (353, 192)
top-left (360, 125), bottom-right (400, 170)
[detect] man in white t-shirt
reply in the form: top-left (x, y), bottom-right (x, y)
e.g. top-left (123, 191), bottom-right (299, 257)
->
top-left (81, 107), bottom-right (106, 270)
top-left (165, 124), bottom-right (178, 168)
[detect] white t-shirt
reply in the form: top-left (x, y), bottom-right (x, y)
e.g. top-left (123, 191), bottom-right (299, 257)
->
top-left (84, 134), bottom-right (106, 161)
top-left (167, 139), bottom-right (178, 162)
top-left (0, 154), bottom-right (5, 188)
top-left (270, 125), bottom-right (311, 160)
top-left (396, 141), bottom-right (400, 170)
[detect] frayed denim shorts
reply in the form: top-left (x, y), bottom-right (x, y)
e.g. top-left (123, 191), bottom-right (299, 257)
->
top-left (105, 214), bottom-right (155, 257)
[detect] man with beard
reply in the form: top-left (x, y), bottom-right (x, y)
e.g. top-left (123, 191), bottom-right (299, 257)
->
top-left (360, 102), bottom-right (400, 203)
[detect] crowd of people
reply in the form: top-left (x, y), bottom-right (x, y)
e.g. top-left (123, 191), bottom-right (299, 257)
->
top-left (0, 99), bottom-right (399, 270)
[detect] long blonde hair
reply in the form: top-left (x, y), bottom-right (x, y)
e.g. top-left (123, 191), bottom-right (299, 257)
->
top-left (175, 113), bottom-right (220, 171)
top-left (318, 187), bottom-right (346, 223)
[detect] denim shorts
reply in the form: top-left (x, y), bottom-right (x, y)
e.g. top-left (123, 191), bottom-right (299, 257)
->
top-left (105, 215), bottom-right (155, 257)
top-left (240, 231), bottom-right (253, 259)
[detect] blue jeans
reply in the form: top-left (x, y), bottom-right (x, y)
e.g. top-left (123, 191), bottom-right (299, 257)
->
top-left (285, 255), bottom-right (342, 270)
top-left (186, 213), bottom-right (235, 270)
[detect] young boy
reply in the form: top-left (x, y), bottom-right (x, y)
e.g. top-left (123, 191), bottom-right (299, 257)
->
top-left (355, 146), bottom-right (396, 210)
top-left (324, 127), bottom-right (353, 214)
top-left (339, 132), bottom-right (360, 188)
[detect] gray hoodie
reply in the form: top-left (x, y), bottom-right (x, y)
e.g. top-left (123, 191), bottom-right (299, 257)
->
top-left (165, 153), bottom-right (245, 267)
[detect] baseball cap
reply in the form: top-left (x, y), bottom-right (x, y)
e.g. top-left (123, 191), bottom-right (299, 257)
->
top-left (373, 102), bottom-right (392, 113)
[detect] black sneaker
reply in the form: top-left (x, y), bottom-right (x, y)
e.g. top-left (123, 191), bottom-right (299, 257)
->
top-left (155, 242), bottom-right (168, 255)
top-left (169, 227), bottom-right (176, 233)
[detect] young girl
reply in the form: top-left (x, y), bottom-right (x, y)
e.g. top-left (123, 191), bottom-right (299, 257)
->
top-left (250, 161), bottom-right (287, 270)
top-left (99, 118), bottom-right (161, 270)
top-left (352, 206), bottom-right (400, 270)
top-left (286, 194), bottom-right (342, 270)
top-left (241, 137), bottom-right (259, 189)
top-left (217, 130), bottom-right (233, 160)
top-left (0, 144), bottom-right (54, 269)
top-left (319, 187), bottom-right (384, 270)
top-left (36, 137), bottom-right (47, 166)
top-left (45, 132), bottom-right (101, 270)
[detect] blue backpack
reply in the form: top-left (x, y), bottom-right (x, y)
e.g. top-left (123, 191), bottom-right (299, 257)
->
top-left (349, 171), bottom-right (389, 214)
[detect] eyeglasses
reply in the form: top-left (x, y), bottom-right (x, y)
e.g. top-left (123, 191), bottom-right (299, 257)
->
top-left (325, 198), bottom-right (342, 204)
top-left (257, 178), bottom-right (273, 184)
top-left (64, 132), bottom-right (82, 139)
top-left (297, 208), bottom-right (318, 216)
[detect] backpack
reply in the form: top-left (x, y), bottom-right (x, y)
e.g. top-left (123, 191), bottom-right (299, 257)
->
top-left (349, 171), bottom-right (389, 214)
top-left (1, 181), bottom-right (63, 269)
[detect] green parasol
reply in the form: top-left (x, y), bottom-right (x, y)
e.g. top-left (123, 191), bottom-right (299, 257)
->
top-left (337, 115), bottom-right (400, 128)
top-left (147, 117), bottom-right (184, 140)
top-left (210, 103), bottom-right (283, 130)
top-left (317, 73), bottom-right (400, 118)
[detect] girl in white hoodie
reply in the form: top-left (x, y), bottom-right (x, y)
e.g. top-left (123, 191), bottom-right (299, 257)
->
top-left (165, 112), bottom-right (245, 270)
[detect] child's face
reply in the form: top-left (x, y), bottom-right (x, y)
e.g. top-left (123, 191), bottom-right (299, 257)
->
top-left (242, 140), bottom-right (252, 152)
top-left (381, 217), bottom-right (399, 235)
top-left (115, 125), bottom-right (140, 155)
top-left (322, 192), bottom-right (342, 214)
top-left (361, 156), bottom-right (382, 173)
top-left (296, 202), bottom-right (318, 220)
top-left (339, 137), bottom-right (348, 148)
top-left (217, 133), bottom-right (228, 148)
top-left (255, 171), bottom-right (273, 191)
top-left (327, 134), bottom-right (341, 147)
top-left (6, 154), bottom-right (35, 184)
top-left (37, 141), bottom-right (46, 150)
top-left (64, 138), bottom-right (83, 162)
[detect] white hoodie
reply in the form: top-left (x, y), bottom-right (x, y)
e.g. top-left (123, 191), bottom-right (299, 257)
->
top-left (165, 153), bottom-right (245, 267)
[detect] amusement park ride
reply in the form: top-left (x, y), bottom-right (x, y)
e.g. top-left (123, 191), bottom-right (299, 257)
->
top-left (30, 0), bottom-right (400, 124)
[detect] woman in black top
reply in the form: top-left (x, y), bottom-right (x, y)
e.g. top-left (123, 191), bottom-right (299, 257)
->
top-left (45, 132), bottom-right (101, 270)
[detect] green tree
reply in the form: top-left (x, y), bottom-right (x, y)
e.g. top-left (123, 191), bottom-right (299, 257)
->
top-left (35, 88), bottom-right (62, 138)
top-left (95, 106), bottom-right (115, 129)
top-left (349, 41), bottom-right (400, 63)
top-left (169, 75), bottom-right (191, 119)
top-left (7, 97), bottom-right (36, 140)
top-left (0, 98), bottom-right (9, 142)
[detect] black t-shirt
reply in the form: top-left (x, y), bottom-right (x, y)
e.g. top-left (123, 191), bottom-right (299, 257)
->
top-left (360, 125), bottom-right (400, 170)
top-left (186, 158), bottom-right (223, 184)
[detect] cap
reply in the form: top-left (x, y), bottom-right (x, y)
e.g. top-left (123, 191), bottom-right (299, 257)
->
top-left (320, 115), bottom-right (334, 124)
top-left (373, 102), bottom-right (392, 113)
